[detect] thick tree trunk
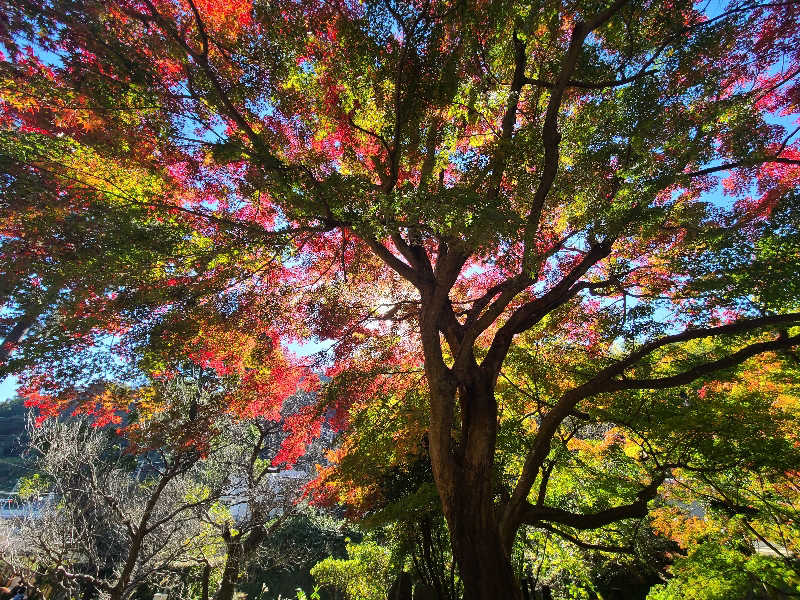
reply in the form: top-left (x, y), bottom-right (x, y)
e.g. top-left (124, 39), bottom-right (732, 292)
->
top-left (427, 380), bottom-right (521, 600)
top-left (108, 584), bottom-right (124, 600)
top-left (108, 526), bottom-right (147, 600)
top-left (109, 467), bottom-right (174, 600)
top-left (441, 478), bottom-right (521, 600)
top-left (213, 526), bottom-right (266, 600)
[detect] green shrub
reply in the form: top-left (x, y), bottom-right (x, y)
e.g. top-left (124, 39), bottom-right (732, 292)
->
top-left (310, 539), bottom-right (390, 600)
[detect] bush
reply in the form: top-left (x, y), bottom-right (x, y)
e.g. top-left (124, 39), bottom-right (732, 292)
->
top-left (310, 539), bottom-right (391, 600)
top-left (647, 542), bottom-right (800, 600)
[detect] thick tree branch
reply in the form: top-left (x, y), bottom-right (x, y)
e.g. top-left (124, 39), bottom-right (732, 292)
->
top-left (428, 248), bottom-right (470, 377)
top-left (485, 31), bottom-right (528, 202)
top-left (460, 230), bottom-right (578, 341)
top-left (391, 231), bottom-right (434, 280)
top-left (56, 567), bottom-right (111, 591)
top-left (462, 280), bottom-right (518, 330)
top-left (521, 24), bottom-right (589, 266)
top-left (481, 240), bottom-right (613, 378)
top-left (438, 300), bottom-right (466, 356)
top-left (525, 70), bottom-right (657, 90)
top-left (682, 156), bottom-right (800, 178)
top-left (360, 235), bottom-right (420, 284)
top-left (596, 312), bottom-right (800, 384)
top-left (521, 472), bottom-right (666, 530)
top-left (605, 332), bottom-right (800, 392)
top-left (521, 0), bottom-right (627, 266)
top-left (501, 316), bottom-right (800, 544)
top-left (585, 0), bottom-right (630, 30)
top-left (184, 0), bottom-right (209, 57)
top-left (468, 274), bottom-right (533, 338)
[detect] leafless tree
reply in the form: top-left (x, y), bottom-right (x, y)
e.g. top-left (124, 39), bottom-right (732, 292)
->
top-left (6, 395), bottom-right (220, 600)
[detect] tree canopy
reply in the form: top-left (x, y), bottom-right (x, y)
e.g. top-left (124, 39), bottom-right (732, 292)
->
top-left (1, 0), bottom-right (799, 597)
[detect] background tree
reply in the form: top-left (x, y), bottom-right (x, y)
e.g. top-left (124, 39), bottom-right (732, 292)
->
top-left (310, 383), bottom-right (460, 600)
top-left (0, 62), bottom-right (314, 430)
top-left (2, 0), bottom-right (800, 597)
top-left (645, 355), bottom-right (800, 599)
top-left (236, 509), bottom-right (363, 600)
top-left (193, 401), bottom-right (324, 600)
top-left (0, 126), bottom-right (201, 377)
top-left (0, 397), bottom-right (27, 490)
top-left (6, 377), bottom-right (329, 600)
top-left (8, 381), bottom-right (223, 600)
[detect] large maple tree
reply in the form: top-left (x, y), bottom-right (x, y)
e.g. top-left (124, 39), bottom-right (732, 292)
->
top-left (2, 0), bottom-right (800, 597)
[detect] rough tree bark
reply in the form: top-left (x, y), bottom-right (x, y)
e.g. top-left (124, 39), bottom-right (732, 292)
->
top-left (213, 536), bottom-right (242, 600)
top-left (424, 335), bottom-right (523, 598)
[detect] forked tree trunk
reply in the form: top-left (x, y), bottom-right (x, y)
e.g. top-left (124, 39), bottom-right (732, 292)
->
top-left (109, 468), bottom-right (174, 600)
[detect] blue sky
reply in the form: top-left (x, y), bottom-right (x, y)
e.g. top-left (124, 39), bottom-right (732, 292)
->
top-left (1, 376), bottom-right (17, 402)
